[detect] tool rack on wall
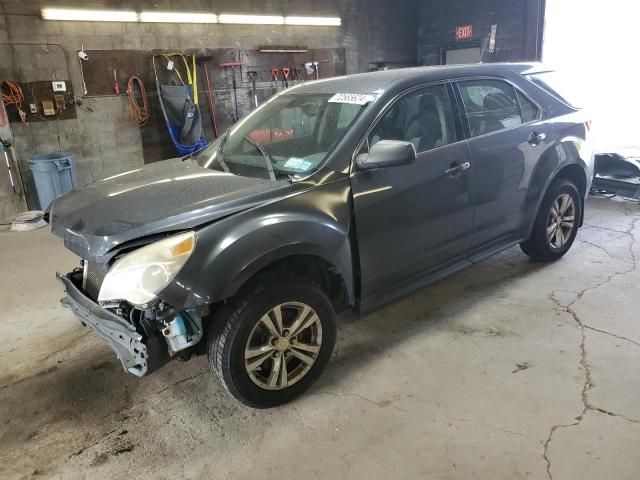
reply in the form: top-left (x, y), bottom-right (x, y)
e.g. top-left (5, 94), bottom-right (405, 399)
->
top-left (80, 47), bottom-right (346, 163)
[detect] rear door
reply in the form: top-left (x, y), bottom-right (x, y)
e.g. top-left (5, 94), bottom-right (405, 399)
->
top-left (455, 78), bottom-right (550, 251)
top-left (350, 82), bottom-right (474, 306)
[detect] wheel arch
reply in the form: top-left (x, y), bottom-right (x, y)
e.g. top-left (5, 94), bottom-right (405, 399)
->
top-left (525, 157), bottom-right (589, 239)
top-left (221, 248), bottom-right (354, 307)
top-left (548, 163), bottom-right (588, 226)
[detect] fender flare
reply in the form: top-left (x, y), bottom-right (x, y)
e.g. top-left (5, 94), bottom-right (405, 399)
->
top-left (219, 242), bottom-right (355, 303)
top-left (526, 157), bottom-right (589, 236)
top-left (164, 206), bottom-right (355, 309)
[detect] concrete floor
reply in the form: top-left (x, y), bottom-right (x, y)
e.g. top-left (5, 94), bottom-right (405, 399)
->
top-left (1, 195), bottom-right (639, 480)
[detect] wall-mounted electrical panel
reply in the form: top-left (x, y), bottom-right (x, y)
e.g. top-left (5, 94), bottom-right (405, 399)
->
top-left (4, 80), bottom-right (76, 122)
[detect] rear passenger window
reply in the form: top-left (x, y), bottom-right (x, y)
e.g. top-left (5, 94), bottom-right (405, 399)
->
top-left (458, 79), bottom-right (530, 137)
top-left (367, 83), bottom-right (459, 154)
top-left (517, 91), bottom-right (539, 123)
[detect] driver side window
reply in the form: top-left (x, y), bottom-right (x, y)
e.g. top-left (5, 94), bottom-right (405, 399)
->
top-left (368, 83), bottom-right (459, 154)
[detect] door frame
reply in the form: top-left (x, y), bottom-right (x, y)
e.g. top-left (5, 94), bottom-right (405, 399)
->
top-left (349, 80), bottom-right (468, 168)
top-left (348, 80), bottom-right (476, 312)
top-left (449, 75), bottom-right (545, 141)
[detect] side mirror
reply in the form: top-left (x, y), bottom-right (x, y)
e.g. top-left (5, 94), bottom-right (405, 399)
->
top-left (356, 140), bottom-right (416, 170)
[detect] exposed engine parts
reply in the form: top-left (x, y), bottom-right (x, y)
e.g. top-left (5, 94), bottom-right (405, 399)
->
top-left (162, 311), bottom-right (203, 355)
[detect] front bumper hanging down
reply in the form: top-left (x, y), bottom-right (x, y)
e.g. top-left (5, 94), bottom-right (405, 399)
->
top-left (56, 272), bottom-right (149, 377)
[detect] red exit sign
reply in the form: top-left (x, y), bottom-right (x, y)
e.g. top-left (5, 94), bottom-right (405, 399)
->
top-left (455, 25), bottom-right (473, 40)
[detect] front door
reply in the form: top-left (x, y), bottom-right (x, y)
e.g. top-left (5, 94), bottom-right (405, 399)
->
top-left (350, 83), bottom-right (474, 308)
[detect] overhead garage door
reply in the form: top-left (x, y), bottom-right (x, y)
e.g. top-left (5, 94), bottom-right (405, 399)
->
top-left (543, 0), bottom-right (640, 153)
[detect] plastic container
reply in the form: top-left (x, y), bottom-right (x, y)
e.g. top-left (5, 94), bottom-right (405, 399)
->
top-left (28, 153), bottom-right (77, 210)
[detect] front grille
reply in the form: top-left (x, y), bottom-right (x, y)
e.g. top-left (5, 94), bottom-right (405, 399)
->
top-left (83, 261), bottom-right (107, 301)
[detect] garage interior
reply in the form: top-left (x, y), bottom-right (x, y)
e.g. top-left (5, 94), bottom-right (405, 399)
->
top-left (1, 1), bottom-right (639, 479)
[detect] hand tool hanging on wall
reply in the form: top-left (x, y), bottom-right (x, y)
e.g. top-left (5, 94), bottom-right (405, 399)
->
top-left (281, 68), bottom-right (290, 88)
top-left (78, 46), bottom-right (89, 96)
top-left (247, 71), bottom-right (258, 108)
top-left (203, 62), bottom-right (219, 137)
top-left (1, 138), bottom-right (17, 194)
top-left (113, 69), bottom-right (120, 95)
top-left (304, 60), bottom-right (329, 80)
top-left (315, 60), bottom-right (329, 79)
top-left (218, 61), bottom-right (245, 122)
top-left (304, 62), bottom-right (317, 78)
top-left (271, 68), bottom-right (279, 94)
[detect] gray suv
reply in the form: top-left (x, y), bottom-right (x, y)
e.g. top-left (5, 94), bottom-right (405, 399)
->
top-left (51, 63), bottom-right (593, 407)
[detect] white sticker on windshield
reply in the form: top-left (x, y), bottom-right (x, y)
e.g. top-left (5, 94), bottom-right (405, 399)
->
top-left (328, 93), bottom-right (376, 105)
top-left (284, 157), bottom-right (314, 171)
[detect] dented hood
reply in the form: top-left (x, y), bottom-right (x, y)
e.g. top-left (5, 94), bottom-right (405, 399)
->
top-left (50, 157), bottom-right (289, 260)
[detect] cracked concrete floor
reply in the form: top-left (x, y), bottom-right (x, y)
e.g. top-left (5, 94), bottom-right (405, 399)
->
top-left (1, 195), bottom-right (639, 480)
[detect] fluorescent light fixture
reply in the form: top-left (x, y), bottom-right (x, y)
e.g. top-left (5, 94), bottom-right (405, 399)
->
top-left (41, 8), bottom-right (138, 22)
top-left (140, 12), bottom-right (217, 23)
top-left (285, 16), bottom-right (341, 26)
top-left (218, 14), bottom-right (284, 25)
top-left (259, 48), bottom-right (309, 53)
top-left (41, 8), bottom-right (342, 27)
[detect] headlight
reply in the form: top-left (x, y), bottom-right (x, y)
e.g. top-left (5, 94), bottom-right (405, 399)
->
top-left (98, 231), bottom-right (196, 307)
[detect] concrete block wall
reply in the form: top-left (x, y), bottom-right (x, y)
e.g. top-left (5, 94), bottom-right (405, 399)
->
top-left (0, 0), bottom-right (417, 210)
top-left (417, 0), bottom-right (545, 65)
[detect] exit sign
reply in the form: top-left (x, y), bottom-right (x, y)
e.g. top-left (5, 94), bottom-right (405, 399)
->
top-left (455, 25), bottom-right (473, 40)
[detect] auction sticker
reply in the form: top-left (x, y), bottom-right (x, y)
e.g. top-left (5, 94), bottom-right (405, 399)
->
top-left (284, 157), bottom-right (314, 171)
top-left (328, 93), bottom-right (376, 105)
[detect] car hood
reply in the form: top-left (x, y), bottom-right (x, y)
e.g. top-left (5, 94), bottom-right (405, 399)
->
top-left (50, 158), bottom-right (289, 260)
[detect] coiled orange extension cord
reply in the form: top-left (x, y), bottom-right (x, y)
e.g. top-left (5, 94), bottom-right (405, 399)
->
top-left (126, 76), bottom-right (150, 126)
top-left (1, 81), bottom-right (26, 122)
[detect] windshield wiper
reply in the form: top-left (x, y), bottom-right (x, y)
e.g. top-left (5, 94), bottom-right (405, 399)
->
top-left (216, 130), bottom-right (231, 173)
top-left (243, 136), bottom-right (276, 181)
top-left (181, 151), bottom-right (195, 162)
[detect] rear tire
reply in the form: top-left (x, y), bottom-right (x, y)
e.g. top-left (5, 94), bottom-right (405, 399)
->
top-left (520, 178), bottom-right (582, 262)
top-left (208, 273), bottom-right (336, 408)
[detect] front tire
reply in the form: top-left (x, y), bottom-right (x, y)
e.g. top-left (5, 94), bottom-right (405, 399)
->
top-left (520, 178), bottom-right (582, 262)
top-left (208, 273), bottom-right (336, 408)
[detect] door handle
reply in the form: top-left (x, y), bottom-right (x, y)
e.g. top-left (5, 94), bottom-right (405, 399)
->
top-left (444, 161), bottom-right (471, 178)
top-left (528, 132), bottom-right (546, 146)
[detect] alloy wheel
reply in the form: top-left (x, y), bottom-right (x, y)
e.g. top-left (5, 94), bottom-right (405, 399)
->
top-left (244, 302), bottom-right (323, 390)
top-left (546, 193), bottom-right (576, 250)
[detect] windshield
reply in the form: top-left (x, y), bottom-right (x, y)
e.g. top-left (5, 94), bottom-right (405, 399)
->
top-left (196, 93), bottom-right (367, 180)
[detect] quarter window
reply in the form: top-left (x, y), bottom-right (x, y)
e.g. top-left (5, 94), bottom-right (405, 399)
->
top-left (458, 79), bottom-right (537, 137)
top-left (367, 83), bottom-right (459, 154)
top-left (517, 90), bottom-right (539, 123)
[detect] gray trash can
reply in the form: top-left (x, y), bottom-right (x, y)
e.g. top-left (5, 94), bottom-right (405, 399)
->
top-left (28, 153), bottom-right (77, 210)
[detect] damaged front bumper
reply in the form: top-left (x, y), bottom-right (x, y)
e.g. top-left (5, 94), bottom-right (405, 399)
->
top-left (56, 272), bottom-right (149, 377)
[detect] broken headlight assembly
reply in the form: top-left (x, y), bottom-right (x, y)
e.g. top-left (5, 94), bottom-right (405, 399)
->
top-left (98, 231), bottom-right (196, 308)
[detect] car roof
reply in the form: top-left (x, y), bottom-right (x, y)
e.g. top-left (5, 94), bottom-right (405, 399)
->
top-left (289, 62), bottom-right (545, 95)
